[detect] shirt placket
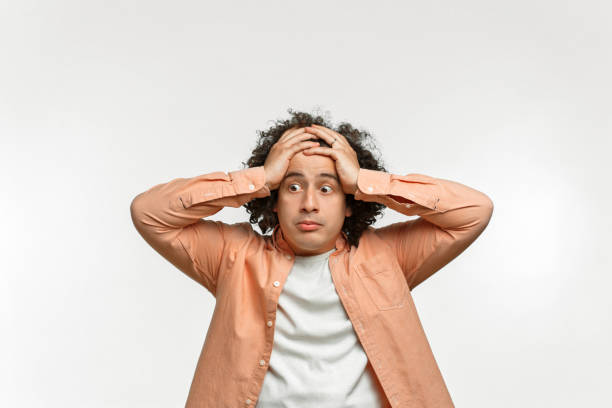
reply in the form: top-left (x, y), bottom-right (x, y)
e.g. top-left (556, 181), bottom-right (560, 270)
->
top-left (244, 251), bottom-right (294, 407)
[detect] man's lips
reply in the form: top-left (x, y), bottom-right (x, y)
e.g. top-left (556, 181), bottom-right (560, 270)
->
top-left (296, 221), bottom-right (322, 231)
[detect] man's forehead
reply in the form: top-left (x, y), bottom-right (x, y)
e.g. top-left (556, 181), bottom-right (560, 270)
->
top-left (284, 153), bottom-right (338, 180)
top-left (283, 170), bottom-right (339, 182)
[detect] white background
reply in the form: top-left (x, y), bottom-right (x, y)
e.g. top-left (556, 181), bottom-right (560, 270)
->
top-left (2, 1), bottom-right (611, 407)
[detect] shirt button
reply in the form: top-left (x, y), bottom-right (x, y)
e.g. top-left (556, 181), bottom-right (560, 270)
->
top-left (246, 398), bottom-right (252, 405)
top-left (259, 359), bottom-right (266, 366)
top-left (267, 320), bottom-right (273, 327)
top-left (273, 281), bottom-right (280, 287)
top-left (248, 184), bottom-right (255, 190)
top-left (367, 186), bottom-right (373, 192)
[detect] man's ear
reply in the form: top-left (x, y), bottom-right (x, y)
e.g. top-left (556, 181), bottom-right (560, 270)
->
top-left (272, 194), bottom-right (279, 213)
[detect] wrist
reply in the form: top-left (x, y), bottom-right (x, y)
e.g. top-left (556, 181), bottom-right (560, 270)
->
top-left (265, 180), bottom-right (277, 191)
top-left (264, 172), bottom-right (278, 191)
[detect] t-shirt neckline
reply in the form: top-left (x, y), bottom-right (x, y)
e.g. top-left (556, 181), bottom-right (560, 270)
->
top-left (293, 248), bottom-right (336, 265)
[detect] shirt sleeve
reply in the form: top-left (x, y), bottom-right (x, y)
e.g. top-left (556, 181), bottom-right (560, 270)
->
top-left (354, 168), bottom-right (494, 290)
top-left (130, 166), bottom-right (270, 295)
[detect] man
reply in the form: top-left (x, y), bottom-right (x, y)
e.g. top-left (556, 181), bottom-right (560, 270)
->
top-left (130, 112), bottom-right (494, 407)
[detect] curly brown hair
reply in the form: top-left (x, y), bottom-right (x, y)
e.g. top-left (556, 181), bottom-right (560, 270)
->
top-left (241, 108), bottom-right (388, 248)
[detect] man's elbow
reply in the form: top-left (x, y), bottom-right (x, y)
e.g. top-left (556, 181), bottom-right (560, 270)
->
top-left (479, 194), bottom-right (494, 228)
top-left (129, 194), bottom-right (148, 231)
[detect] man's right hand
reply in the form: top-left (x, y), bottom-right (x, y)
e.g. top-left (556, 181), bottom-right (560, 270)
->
top-left (263, 126), bottom-right (320, 191)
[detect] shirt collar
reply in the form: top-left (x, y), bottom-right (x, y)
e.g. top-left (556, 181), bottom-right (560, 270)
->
top-left (272, 224), bottom-right (348, 256)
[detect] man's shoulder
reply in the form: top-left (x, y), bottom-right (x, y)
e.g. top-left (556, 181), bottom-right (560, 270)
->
top-left (205, 220), bottom-right (270, 246)
top-left (356, 225), bottom-right (397, 251)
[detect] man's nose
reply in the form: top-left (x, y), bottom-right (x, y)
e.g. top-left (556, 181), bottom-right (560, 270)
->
top-left (301, 188), bottom-right (319, 212)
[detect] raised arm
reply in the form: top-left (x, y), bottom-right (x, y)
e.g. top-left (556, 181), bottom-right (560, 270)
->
top-left (129, 167), bottom-right (270, 295)
top-left (293, 124), bottom-right (493, 290)
top-left (130, 126), bottom-right (320, 295)
top-left (355, 169), bottom-right (494, 290)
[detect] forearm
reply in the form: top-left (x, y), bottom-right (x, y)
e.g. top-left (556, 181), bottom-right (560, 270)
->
top-left (130, 166), bottom-right (270, 241)
top-left (354, 168), bottom-right (493, 232)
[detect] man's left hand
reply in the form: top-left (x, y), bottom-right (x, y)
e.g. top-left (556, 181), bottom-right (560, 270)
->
top-left (303, 124), bottom-right (360, 195)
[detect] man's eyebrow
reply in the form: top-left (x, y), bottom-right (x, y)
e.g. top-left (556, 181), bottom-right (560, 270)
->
top-left (283, 171), bottom-right (339, 183)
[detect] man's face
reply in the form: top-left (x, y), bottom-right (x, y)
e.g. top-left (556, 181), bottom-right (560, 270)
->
top-left (273, 151), bottom-right (351, 256)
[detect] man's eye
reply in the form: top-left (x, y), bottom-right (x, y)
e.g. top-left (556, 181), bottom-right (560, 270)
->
top-left (288, 184), bottom-right (301, 192)
top-left (321, 186), bottom-right (332, 193)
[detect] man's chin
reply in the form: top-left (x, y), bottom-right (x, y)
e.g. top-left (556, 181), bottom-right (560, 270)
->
top-left (290, 239), bottom-right (324, 254)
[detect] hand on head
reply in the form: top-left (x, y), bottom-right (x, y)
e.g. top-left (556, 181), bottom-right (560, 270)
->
top-left (263, 125), bottom-right (360, 195)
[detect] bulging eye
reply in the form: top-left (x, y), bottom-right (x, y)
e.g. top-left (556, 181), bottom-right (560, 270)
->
top-left (288, 183), bottom-right (301, 192)
top-left (321, 186), bottom-right (332, 193)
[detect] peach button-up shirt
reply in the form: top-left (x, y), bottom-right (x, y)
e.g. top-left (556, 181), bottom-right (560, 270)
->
top-left (130, 165), bottom-right (494, 407)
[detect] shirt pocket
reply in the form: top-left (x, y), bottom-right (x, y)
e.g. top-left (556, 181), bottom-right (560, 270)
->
top-left (356, 256), bottom-right (408, 311)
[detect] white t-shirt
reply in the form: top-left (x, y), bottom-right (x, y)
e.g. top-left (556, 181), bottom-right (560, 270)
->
top-left (256, 248), bottom-right (383, 408)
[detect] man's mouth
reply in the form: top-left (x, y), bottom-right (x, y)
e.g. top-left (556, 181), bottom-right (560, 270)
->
top-left (296, 221), bottom-right (322, 231)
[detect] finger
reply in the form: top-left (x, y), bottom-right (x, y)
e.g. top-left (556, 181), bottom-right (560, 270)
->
top-left (290, 140), bottom-right (321, 155)
top-left (311, 124), bottom-right (349, 145)
top-left (306, 125), bottom-right (346, 147)
top-left (304, 126), bottom-right (340, 146)
top-left (285, 131), bottom-right (319, 146)
top-left (301, 146), bottom-right (338, 159)
top-left (279, 126), bottom-right (307, 142)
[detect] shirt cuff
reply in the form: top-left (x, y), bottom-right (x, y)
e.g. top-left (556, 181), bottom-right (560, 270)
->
top-left (355, 168), bottom-right (391, 197)
top-left (229, 166), bottom-right (271, 198)
top-left (354, 168), bottom-right (439, 211)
